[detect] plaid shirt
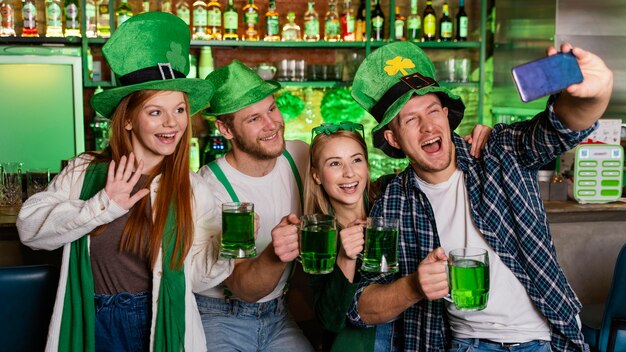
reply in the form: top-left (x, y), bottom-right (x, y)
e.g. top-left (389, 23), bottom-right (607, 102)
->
top-left (348, 102), bottom-right (596, 352)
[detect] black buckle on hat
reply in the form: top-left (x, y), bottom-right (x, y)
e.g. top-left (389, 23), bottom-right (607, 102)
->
top-left (118, 63), bottom-right (186, 86)
top-left (370, 72), bottom-right (438, 123)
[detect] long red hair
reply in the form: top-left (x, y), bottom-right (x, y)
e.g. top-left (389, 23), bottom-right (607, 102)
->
top-left (89, 90), bottom-right (193, 270)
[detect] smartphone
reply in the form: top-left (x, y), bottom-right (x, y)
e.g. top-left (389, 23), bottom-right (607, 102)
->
top-left (511, 52), bottom-right (583, 102)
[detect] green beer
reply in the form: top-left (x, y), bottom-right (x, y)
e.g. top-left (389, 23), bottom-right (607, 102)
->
top-left (220, 202), bottom-right (256, 258)
top-left (300, 225), bottom-right (337, 274)
top-left (362, 217), bottom-right (399, 273)
top-left (449, 258), bottom-right (489, 311)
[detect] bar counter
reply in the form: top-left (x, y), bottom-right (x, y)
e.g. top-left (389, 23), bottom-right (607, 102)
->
top-left (2, 200), bottom-right (626, 305)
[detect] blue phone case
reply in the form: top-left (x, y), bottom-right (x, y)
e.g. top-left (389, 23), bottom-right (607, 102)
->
top-left (511, 52), bottom-right (583, 102)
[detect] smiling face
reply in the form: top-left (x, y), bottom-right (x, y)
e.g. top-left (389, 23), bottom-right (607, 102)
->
top-left (218, 95), bottom-right (285, 161)
top-left (126, 90), bottom-right (189, 170)
top-left (384, 93), bottom-right (456, 184)
top-left (311, 135), bottom-right (369, 211)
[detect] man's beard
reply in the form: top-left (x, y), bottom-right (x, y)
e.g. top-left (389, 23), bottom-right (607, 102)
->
top-left (231, 125), bottom-right (285, 160)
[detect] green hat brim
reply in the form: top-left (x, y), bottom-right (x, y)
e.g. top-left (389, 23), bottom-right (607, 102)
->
top-left (372, 87), bottom-right (465, 159)
top-left (208, 80), bottom-right (281, 116)
top-left (91, 78), bottom-right (214, 119)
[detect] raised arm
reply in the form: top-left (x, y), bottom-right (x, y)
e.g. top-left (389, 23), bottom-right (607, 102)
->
top-left (553, 43), bottom-right (613, 131)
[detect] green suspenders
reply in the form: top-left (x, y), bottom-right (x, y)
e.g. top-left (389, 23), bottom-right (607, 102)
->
top-left (207, 149), bottom-right (303, 297)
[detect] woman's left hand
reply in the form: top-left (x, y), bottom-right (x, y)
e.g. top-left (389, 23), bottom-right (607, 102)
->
top-left (463, 124), bottom-right (492, 158)
top-left (339, 220), bottom-right (366, 260)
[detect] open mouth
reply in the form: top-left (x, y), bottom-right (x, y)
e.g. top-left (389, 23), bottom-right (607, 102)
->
top-left (339, 181), bottom-right (359, 192)
top-left (155, 132), bottom-right (177, 143)
top-left (260, 132), bottom-right (278, 142)
top-left (421, 137), bottom-right (442, 153)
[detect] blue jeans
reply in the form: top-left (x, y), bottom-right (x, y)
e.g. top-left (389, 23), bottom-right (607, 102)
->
top-left (448, 338), bottom-right (552, 352)
top-left (195, 294), bottom-right (314, 352)
top-left (374, 321), bottom-right (397, 352)
top-left (94, 291), bottom-right (151, 352)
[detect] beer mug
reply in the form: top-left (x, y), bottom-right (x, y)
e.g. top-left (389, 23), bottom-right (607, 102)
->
top-left (361, 217), bottom-right (399, 273)
top-left (299, 214), bottom-right (337, 274)
top-left (220, 202), bottom-right (256, 258)
top-left (445, 247), bottom-right (490, 311)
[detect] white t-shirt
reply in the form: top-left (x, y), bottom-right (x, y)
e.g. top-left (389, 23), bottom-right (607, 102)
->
top-left (416, 169), bottom-right (551, 343)
top-left (196, 140), bottom-right (310, 302)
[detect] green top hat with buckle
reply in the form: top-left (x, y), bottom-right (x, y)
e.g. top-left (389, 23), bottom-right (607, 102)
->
top-left (351, 41), bottom-right (465, 158)
top-left (90, 12), bottom-right (214, 119)
top-left (204, 60), bottom-right (281, 116)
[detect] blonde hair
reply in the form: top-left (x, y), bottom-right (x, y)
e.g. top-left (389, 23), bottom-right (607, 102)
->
top-left (303, 130), bottom-right (373, 216)
top-left (89, 90), bottom-right (194, 270)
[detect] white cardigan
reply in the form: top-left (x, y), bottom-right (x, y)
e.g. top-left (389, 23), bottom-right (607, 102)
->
top-left (17, 156), bottom-right (234, 352)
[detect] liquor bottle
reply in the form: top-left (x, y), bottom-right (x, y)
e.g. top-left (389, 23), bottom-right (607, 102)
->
top-left (422, 0), bottom-right (435, 41)
top-left (303, 1), bottom-right (319, 41)
top-left (207, 0), bottom-right (221, 39)
top-left (175, 0), bottom-right (191, 34)
top-left (141, 0), bottom-right (148, 12)
top-left (406, 0), bottom-right (419, 42)
top-left (354, 0), bottom-right (364, 41)
top-left (160, 0), bottom-right (171, 12)
top-left (455, 0), bottom-right (467, 41)
top-left (191, 0), bottom-right (208, 40)
top-left (22, 0), bottom-right (39, 36)
top-left (198, 46), bottom-right (213, 78)
top-left (222, 0), bottom-right (237, 40)
top-left (85, 0), bottom-right (96, 37)
top-left (264, 0), bottom-right (279, 41)
top-left (393, 6), bottom-right (404, 41)
top-left (115, 0), bottom-right (133, 27)
top-left (45, 0), bottom-right (62, 36)
top-left (0, 0), bottom-right (17, 36)
top-left (340, 0), bottom-right (354, 41)
top-left (242, 0), bottom-right (258, 40)
top-left (439, 2), bottom-right (452, 41)
top-left (324, 0), bottom-right (339, 41)
top-left (96, 0), bottom-right (110, 37)
top-left (281, 11), bottom-right (299, 41)
top-left (64, 0), bottom-right (81, 37)
top-left (370, 0), bottom-right (384, 41)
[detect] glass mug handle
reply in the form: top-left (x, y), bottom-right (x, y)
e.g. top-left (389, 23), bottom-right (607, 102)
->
top-left (443, 261), bottom-right (454, 303)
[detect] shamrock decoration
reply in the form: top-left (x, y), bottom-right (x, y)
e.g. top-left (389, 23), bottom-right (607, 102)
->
top-left (166, 41), bottom-right (187, 72)
top-left (311, 122), bottom-right (365, 140)
top-left (384, 56), bottom-right (415, 76)
top-left (320, 87), bottom-right (364, 124)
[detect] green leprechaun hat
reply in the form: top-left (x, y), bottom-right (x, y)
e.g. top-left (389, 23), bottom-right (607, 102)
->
top-left (204, 60), bottom-right (281, 116)
top-left (90, 12), bottom-right (214, 118)
top-left (351, 41), bottom-right (465, 158)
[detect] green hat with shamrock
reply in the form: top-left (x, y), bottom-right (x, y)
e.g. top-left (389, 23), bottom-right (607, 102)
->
top-left (204, 60), bottom-right (281, 116)
top-left (90, 12), bottom-right (214, 118)
top-left (351, 41), bottom-right (465, 158)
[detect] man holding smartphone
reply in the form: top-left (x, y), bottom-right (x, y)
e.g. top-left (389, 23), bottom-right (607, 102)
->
top-left (347, 41), bottom-right (612, 351)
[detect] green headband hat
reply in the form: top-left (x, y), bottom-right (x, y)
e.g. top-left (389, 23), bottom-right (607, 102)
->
top-left (351, 41), bottom-right (465, 158)
top-left (204, 60), bottom-right (281, 116)
top-left (90, 12), bottom-right (214, 118)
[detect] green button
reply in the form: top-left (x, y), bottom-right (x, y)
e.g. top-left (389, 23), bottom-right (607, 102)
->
top-left (578, 170), bottom-right (597, 177)
top-left (578, 180), bottom-right (596, 186)
top-left (580, 161), bottom-right (597, 167)
top-left (602, 171), bottom-right (620, 177)
top-left (601, 189), bottom-right (620, 197)
top-left (601, 180), bottom-right (620, 187)
top-left (578, 190), bottom-right (596, 196)
top-left (602, 161), bottom-right (620, 167)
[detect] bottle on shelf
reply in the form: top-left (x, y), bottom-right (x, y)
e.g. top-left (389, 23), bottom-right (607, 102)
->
top-left (175, 0), bottom-right (191, 34)
top-left (44, 0), bottom-right (62, 37)
top-left (22, 0), bottom-right (39, 37)
top-left (456, 0), bottom-right (467, 41)
top-left (439, 2), bottom-right (452, 41)
top-left (264, 0), bottom-right (279, 41)
top-left (422, 0), bottom-right (436, 41)
top-left (0, 0), bottom-right (17, 37)
top-left (141, 0), bottom-right (148, 12)
top-left (242, 0), bottom-right (259, 40)
top-left (354, 0), bottom-right (364, 41)
top-left (85, 0), bottom-right (96, 37)
top-left (207, 0), bottom-right (221, 39)
top-left (370, 0), bottom-right (384, 41)
top-left (393, 5), bottom-right (404, 41)
top-left (187, 52), bottom-right (197, 77)
top-left (192, 0), bottom-right (208, 40)
top-left (222, 0), bottom-right (237, 40)
top-left (160, 0), bottom-right (171, 13)
top-left (96, 0), bottom-right (110, 37)
top-left (303, 1), bottom-right (319, 41)
top-left (64, 0), bottom-right (81, 37)
top-left (198, 46), bottom-right (213, 79)
top-left (324, 0), bottom-right (340, 41)
top-left (115, 0), bottom-right (133, 27)
top-left (281, 10), bottom-right (300, 41)
top-left (406, 0), bottom-right (419, 41)
top-left (340, 0), bottom-right (354, 41)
